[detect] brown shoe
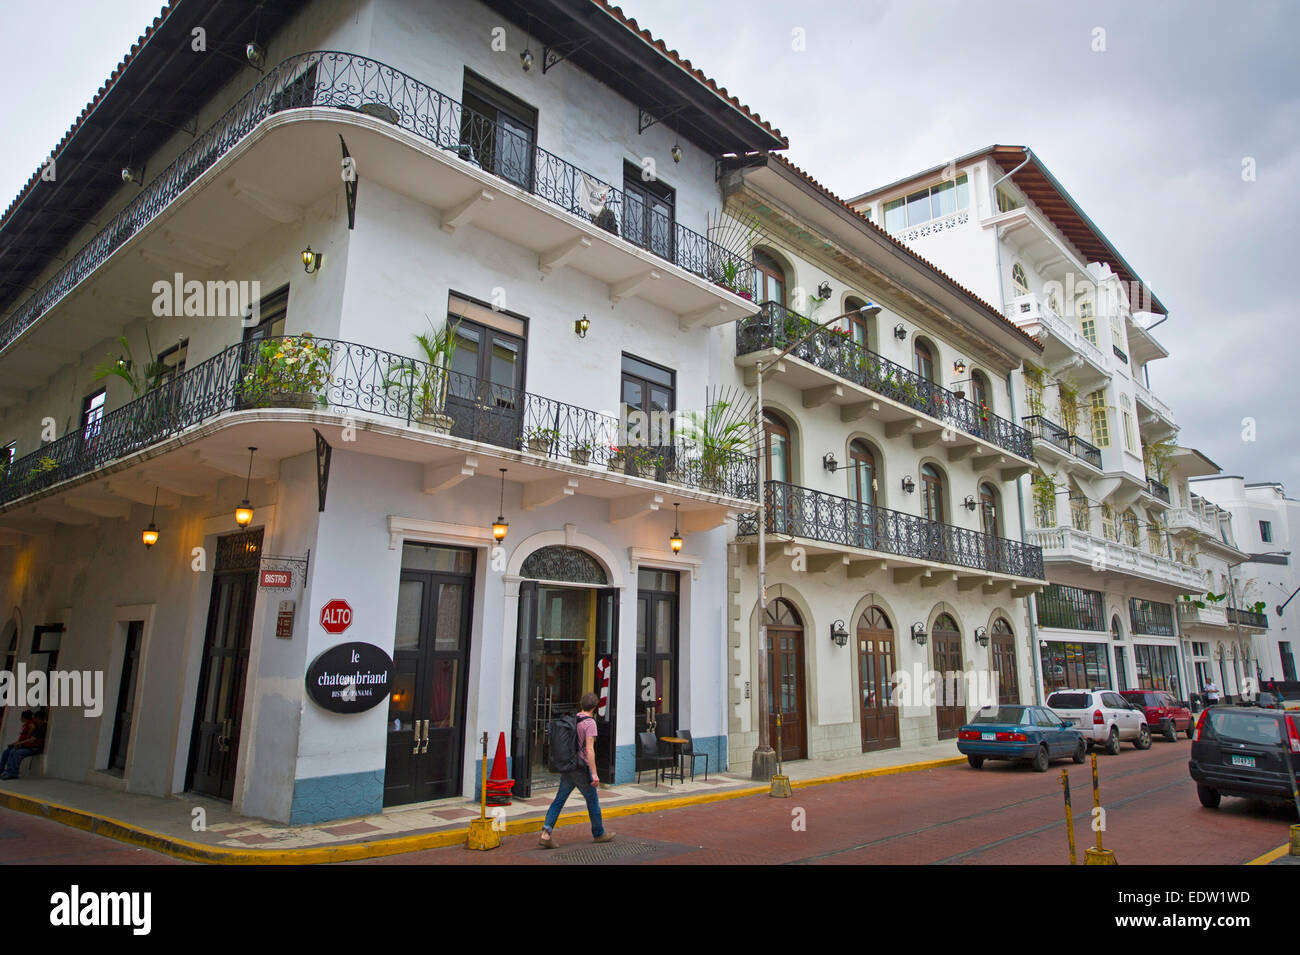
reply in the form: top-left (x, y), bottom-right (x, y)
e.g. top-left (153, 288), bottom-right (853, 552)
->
top-left (538, 831), bottom-right (555, 849)
top-left (593, 832), bottom-right (615, 843)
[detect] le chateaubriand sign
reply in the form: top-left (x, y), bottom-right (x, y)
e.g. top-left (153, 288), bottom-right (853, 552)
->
top-left (305, 642), bottom-right (393, 714)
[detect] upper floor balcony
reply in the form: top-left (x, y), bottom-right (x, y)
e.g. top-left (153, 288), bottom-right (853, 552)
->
top-left (1166, 498), bottom-right (1221, 538)
top-left (1144, 476), bottom-right (1171, 507)
top-left (1022, 414), bottom-right (1102, 472)
top-left (0, 51), bottom-right (756, 374)
top-left (1027, 524), bottom-right (1204, 592)
top-left (1134, 379), bottom-right (1177, 435)
top-left (1177, 600), bottom-right (1229, 629)
top-left (1226, 607), bottom-right (1269, 631)
top-left (0, 334), bottom-right (753, 530)
top-left (738, 480), bottom-right (1044, 589)
top-left (1003, 292), bottom-right (1108, 384)
top-left (735, 303), bottom-right (1035, 471)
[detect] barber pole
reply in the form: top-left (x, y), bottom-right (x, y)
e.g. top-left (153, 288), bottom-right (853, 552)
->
top-left (596, 657), bottom-right (610, 718)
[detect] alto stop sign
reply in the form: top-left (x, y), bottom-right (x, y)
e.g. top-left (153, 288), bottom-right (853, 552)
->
top-left (320, 599), bottom-right (353, 635)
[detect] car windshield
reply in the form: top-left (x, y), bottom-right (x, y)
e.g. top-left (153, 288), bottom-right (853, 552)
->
top-left (971, 706), bottom-right (1030, 725)
top-left (1206, 711), bottom-right (1284, 746)
top-left (1047, 693), bottom-right (1091, 709)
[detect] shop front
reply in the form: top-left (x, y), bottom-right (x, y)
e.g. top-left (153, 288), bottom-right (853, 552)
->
top-left (1039, 638), bottom-right (1112, 694)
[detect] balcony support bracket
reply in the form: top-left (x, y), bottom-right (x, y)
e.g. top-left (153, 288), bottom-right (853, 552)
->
top-left (802, 384), bottom-right (842, 409)
top-left (522, 476), bottom-right (580, 511)
top-left (840, 401), bottom-right (879, 422)
top-left (441, 189), bottom-right (495, 234)
top-left (893, 566), bottom-right (928, 585)
top-left (609, 269), bottom-right (661, 305)
top-left (539, 235), bottom-right (592, 274)
top-left (423, 455), bottom-right (477, 495)
top-left (609, 491), bottom-right (664, 524)
top-left (847, 559), bottom-right (887, 579)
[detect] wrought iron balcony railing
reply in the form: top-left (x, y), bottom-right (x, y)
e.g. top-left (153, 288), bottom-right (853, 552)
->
top-left (1145, 476), bottom-right (1171, 504)
top-left (736, 480), bottom-right (1044, 580)
top-left (0, 335), bottom-right (756, 507)
top-left (0, 51), bottom-right (753, 355)
top-left (1022, 415), bottom-right (1101, 469)
top-left (737, 303), bottom-right (1034, 460)
top-left (1227, 607), bottom-right (1269, 629)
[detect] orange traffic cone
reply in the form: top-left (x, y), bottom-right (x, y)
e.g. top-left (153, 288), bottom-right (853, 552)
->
top-left (485, 731), bottom-right (514, 805)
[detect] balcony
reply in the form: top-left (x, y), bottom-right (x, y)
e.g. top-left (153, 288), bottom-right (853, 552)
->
top-left (736, 303), bottom-right (1035, 467)
top-left (1144, 476), bottom-right (1171, 506)
top-left (1022, 415), bottom-right (1102, 471)
top-left (1027, 525), bottom-right (1204, 591)
top-left (0, 51), bottom-right (755, 366)
top-left (1134, 380), bottom-right (1177, 434)
top-left (1003, 293), bottom-right (1108, 381)
top-left (1177, 601), bottom-right (1229, 629)
top-left (737, 480), bottom-right (1044, 586)
top-left (0, 335), bottom-right (754, 523)
top-left (1227, 607), bottom-right (1269, 630)
top-left (1167, 502), bottom-right (1219, 537)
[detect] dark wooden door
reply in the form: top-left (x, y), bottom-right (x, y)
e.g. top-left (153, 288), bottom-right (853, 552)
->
top-left (766, 600), bottom-right (807, 761)
top-left (933, 621), bottom-right (964, 740)
top-left (187, 530), bottom-right (262, 800)
top-left (858, 609), bottom-right (899, 752)
top-left (991, 618), bottom-right (1020, 704)
top-left (108, 620), bottom-right (143, 772)
top-left (635, 573), bottom-right (678, 771)
top-left (446, 319), bottom-right (524, 450)
top-left (384, 569), bottom-right (473, 806)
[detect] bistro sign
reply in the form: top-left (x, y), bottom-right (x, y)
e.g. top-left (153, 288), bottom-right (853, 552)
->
top-left (305, 642), bottom-right (393, 714)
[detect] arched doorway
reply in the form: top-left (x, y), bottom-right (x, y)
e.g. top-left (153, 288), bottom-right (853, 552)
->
top-left (857, 606), bottom-right (899, 751)
top-left (933, 612), bottom-right (964, 740)
top-left (764, 411), bottom-right (795, 534)
top-left (512, 545), bottom-right (618, 796)
top-left (845, 296), bottom-right (871, 350)
top-left (1111, 615), bottom-right (1130, 690)
top-left (765, 599), bottom-right (807, 761)
top-left (848, 439), bottom-right (878, 549)
top-left (753, 248), bottom-right (787, 307)
top-left (990, 617), bottom-right (1019, 704)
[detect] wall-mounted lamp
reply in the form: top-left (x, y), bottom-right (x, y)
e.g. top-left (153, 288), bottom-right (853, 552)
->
top-left (235, 447), bottom-right (257, 527)
top-left (141, 487), bottom-right (160, 549)
top-left (911, 621), bottom-right (928, 646)
top-left (574, 315), bottom-right (591, 338)
top-left (816, 281), bottom-right (833, 300)
top-left (245, 41), bottom-right (266, 69)
top-left (953, 358), bottom-right (967, 375)
top-left (120, 165), bottom-right (144, 185)
top-left (830, 619), bottom-right (849, 647)
top-left (492, 468), bottom-right (509, 542)
top-left (963, 494), bottom-right (978, 511)
top-left (670, 503), bottom-right (683, 553)
top-left (822, 452), bottom-right (839, 473)
top-left (671, 143), bottom-right (682, 164)
top-left (520, 47), bottom-right (534, 71)
top-left (893, 323), bottom-right (907, 341)
top-left (301, 246), bottom-right (323, 274)
top-left (901, 475), bottom-right (916, 494)
top-left (974, 625), bottom-right (989, 647)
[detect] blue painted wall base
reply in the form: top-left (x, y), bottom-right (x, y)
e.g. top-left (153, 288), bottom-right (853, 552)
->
top-left (289, 769), bottom-right (384, 824)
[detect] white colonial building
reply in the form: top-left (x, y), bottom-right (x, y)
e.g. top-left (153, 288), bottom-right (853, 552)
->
top-left (714, 155), bottom-right (1046, 771)
top-left (0, 0), bottom-right (786, 823)
top-left (851, 146), bottom-right (1220, 704)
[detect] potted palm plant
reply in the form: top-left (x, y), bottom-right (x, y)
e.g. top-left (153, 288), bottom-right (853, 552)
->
top-left (681, 395), bottom-right (754, 493)
top-left (237, 333), bottom-right (332, 409)
top-left (385, 320), bottom-right (460, 433)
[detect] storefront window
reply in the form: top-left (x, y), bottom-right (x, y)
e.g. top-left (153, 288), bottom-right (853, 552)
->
top-left (1040, 640), bottom-right (1112, 693)
top-left (1134, 644), bottom-right (1181, 696)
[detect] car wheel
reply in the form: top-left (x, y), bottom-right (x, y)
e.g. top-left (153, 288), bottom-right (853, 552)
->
top-left (1073, 739), bottom-right (1086, 764)
top-left (1197, 784), bottom-right (1221, 809)
top-left (1163, 721), bottom-right (1177, 743)
top-left (1185, 723), bottom-right (1195, 740)
top-left (1104, 726), bottom-right (1121, 755)
top-left (1135, 724), bottom-right (1152, 750)
top-left (967, 755), bottom-right (984, 769)
top-left (1031, 744), bottom-right (1050, 772)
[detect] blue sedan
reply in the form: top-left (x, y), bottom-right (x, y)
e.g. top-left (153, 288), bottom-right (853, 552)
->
top-left (958, 705), bottom-right (1087, 772)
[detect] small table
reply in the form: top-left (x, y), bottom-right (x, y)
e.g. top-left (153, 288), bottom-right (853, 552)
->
top-left (659, 736), bottom-right (689, 784)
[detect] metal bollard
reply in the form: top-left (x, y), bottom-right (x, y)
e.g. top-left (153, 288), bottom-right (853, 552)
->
top-left (1084, 751), bottom-right (1116, 865)
top-left (1060, 769), bottom-right (1077, 865)
top-left (466, 731), bottom-right (501, 851)
top-left (769, 713), bottom-right (792, 798)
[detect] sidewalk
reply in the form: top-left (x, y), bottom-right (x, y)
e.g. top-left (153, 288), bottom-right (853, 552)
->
top-left (0, 741), bottom-right (961, 863)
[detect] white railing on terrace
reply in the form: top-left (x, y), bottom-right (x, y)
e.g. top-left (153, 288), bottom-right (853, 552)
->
top-left (1004, 293), bottom-right (1108, 370)
top-left (1177, 601), bottom-right (1229, 628)
top-left (1134, 379), bottom-right (1176, 425)
top-left (1027, 525), bottom-right (1206, 591)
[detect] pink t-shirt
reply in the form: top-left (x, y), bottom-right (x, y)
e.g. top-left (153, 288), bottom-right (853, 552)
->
top-left (576, 715), bottom-right (597, 767)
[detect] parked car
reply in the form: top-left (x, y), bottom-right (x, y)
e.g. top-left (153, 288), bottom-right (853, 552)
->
top-left (1188, 706), bottom-right (1300, 815)
top-left (1045, 689), bottom-right (1152, 754)
top-left (1120, 689), bottom-right (1194, 741)
top-left (957, 704), bottom-right (1087, 772)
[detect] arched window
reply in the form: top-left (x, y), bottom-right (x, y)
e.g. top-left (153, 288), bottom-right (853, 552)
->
top-left (990, 617), bottom-right (1019, 704)
top-left (978, 482), bottom-right (1000, 537)
top-left (753, 249), bottom-right (787, 308)
top-left (1123, 510), bottom-right (1140, 548)
top-left (921, 463), bottom-right (944, 523)
top-left (913, 338), bottom-right (934, 382)
top-left (520, 546), bottom-right (609, 584)
top-left (763, 411), bottom-right (792, 484)
top-left (848, 439), bottom-right (876, 506)
top-left (970, 371), bottom-right (991, 413)
top-left (1011, 263), bottom-right (1029, 296)
top-left (765, 598), bottom-right (801, 627)
top-left (845, 296), bottom-right (871, 351)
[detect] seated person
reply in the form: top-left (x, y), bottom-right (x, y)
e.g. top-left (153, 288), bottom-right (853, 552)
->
top-left (0, 710), bottom-right (46, 780)
top-left (0, 710), bottom-right (36, 771)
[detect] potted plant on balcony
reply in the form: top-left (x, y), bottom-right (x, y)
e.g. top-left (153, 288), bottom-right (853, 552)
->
top-left (592, 207), bottom-right (619, 236)
top-left (384, 320), bottom-right (460, 433)
top-left (627, 446), bottom-right (662, 479)
top-left (715, 259), bottom-right (753, 300)
top-left (25, 455), bottom-right (59, 487)
top-left (524, 426), bottom-right (561, 456)
top-left (238, 333), bottom-right (332, 410)
top-left (681, 396), bottom-right (753, 494)
top-left (568, 438), bottom-right (595, 466)
top-left (93, 336), bottom-right (166, 398)
top-left (606, 445), bottom-right (627, 473)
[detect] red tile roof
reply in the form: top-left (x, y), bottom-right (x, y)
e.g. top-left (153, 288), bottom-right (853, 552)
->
top-left (766, 153), bottom-right (1043, 352)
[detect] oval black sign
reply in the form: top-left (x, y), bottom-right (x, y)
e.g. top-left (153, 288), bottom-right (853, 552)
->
top-left (305, 642), bottom-right (394, 714)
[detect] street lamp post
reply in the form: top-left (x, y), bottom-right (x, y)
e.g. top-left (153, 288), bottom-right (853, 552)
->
top-left (751, 301), bottom-right (879, 781)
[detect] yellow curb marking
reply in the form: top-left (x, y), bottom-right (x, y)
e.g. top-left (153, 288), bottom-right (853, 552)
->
top-left (0, 756), bottom-right (962, 865)
top-left (1244, 843), bottom-right (1290, 866)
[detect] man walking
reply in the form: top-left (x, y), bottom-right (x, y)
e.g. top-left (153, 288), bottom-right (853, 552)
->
top-left (539, 692), bottom-right (614, 848)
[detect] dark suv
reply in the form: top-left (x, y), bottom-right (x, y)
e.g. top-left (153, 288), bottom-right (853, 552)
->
top-left (1188, 706), bottom-right (1300, 814)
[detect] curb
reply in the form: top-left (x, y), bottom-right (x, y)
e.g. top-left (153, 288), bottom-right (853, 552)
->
top-left (1244, 843), bottom-right (1291, 866)
top-left (0, 755), bottom-right (962, 864)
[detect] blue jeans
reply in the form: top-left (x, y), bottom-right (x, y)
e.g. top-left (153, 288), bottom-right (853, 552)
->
top-left (0, 747), bottom-right (40, 778)
top-left (542, 769), bottom-right (604, 837)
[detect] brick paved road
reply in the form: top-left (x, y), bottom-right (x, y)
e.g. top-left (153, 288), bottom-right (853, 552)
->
top-left (0, 809), bottom-right (184, 865)
top-left (369, 738), bottom-right (1296, 865)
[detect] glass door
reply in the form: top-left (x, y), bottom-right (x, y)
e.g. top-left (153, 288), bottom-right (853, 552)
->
top-left (635, 570), bottom-right (679, 772)
top-left (623, 162), bottom-right (675, 260)
top-left (445, 316), bottom-right (524, 449)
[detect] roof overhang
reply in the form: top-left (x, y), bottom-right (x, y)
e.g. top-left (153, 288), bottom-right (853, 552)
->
top-left (1172, 446), bottom-right (1222, 478)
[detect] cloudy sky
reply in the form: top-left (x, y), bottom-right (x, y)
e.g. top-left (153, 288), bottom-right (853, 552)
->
top-left (2, 0), bottom-right (1297, 487)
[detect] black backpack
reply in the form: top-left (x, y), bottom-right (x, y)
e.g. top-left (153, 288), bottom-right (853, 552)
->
top-left (548, 714), bottom-right (593, 773)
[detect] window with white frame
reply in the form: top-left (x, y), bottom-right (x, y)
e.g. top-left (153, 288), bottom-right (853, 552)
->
top-left (1120, 394), bottom-right (1137, 453)
top-left (1011, 263), bottom-right (1029, 296)
top-left (996, 186), bottom-right (1023, 213)
top-left (882, 174), bottom-right (969, 232)
top-left (1079, 300), bottom-right (1097, 346)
